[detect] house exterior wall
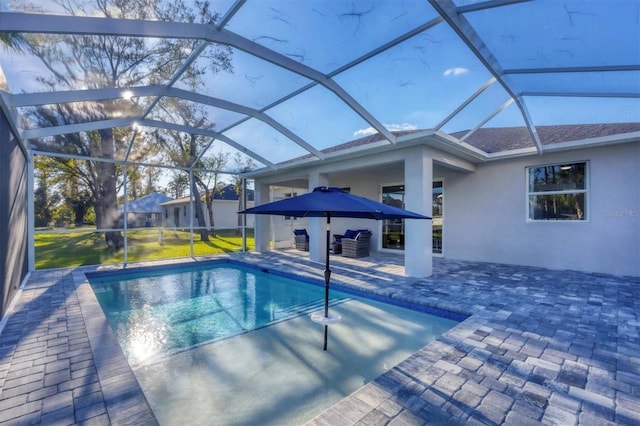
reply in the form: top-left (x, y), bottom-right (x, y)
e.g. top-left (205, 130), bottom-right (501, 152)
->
top-left (265, 178), bottom-right (394, 249)
top-left (268, 187), bottom-right (309, 248)
top-left (162, 200), bottom-right (255, 230)
top-left (213, 200), bottom-right (255, 229)
top-left (0, 108), bottom-right (29, 318)
top-left (441, 142), bottom-right (639, 277)
top-left (254, 141), bottom-right (638, 277)
top-left (123, 212), bottom-right (162, 228)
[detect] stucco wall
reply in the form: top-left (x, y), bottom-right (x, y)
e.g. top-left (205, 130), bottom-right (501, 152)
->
top-left (0, 108), bottom-right (29, 318)
top-left (442, 143), bottom-right (640, 277)
top-left (325, 173), bottom-right (393, 251)
top-left (253, 141), bottom-right (639, 277)
top-left (214, 200), bottom-right (255, 229)
top-left (162, 200), bottom-right (255, 229)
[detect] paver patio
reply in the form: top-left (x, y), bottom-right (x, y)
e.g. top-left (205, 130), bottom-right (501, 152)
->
top-left (0, 251), bottom-right (638, 425)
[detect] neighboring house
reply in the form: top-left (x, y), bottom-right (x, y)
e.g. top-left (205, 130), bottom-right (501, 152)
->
top-left (248, 123), bottom-right (640, 278)
top-left (161, 184), bottom-right (255, 230)
top-left (117, 192), bottom-right (173, 228)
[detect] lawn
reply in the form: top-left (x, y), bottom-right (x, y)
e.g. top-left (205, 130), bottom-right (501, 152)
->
top-left (34, 227), bottom-right (255, 269)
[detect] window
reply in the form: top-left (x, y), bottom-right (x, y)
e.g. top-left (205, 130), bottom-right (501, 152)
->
top-left (382, 185), bottom-right (405, 250)
top-left (432, 181), bottom-right (443, 253)
top-left (164, 209), bottom-right (168, 219)
top-left (284, 192), bottom-right (297, 220)
top-left (183, 206), bottom-right (187, 217)
top-left (527, 162), bottom-right (587, 221)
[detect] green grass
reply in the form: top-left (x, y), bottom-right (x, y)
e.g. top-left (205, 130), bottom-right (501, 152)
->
top-left (34, 227), bottom-right (255, 270)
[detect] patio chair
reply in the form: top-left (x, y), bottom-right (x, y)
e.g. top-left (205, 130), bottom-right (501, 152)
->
top-left (293, 229), bottom-right (309, 251)
top-left (331, 234), bottom-right (343, 254)
top-left (341, 230), bottom-right (372, 258)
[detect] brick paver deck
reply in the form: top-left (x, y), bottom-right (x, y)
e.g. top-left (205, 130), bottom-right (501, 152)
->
top-left (0, 251), bottom-right (638, 425)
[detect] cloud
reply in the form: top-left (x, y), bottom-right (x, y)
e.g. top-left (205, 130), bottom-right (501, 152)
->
top-left (353, 127), bottom-right (378, 137)
top-left (353, 123), bottom-right (418, 138)
top-left (443, 67), bottom-right (469, 77)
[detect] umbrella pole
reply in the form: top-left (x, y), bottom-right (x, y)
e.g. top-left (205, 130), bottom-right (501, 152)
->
top-left (323, 213), bottom-right (331, 351)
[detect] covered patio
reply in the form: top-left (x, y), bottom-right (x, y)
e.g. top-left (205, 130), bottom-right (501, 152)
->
top-left (1, 251), bottom-right (638, 425)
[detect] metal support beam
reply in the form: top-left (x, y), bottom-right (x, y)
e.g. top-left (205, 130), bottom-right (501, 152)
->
top-left (140, 119), bottom-right (278, 169)
top-left (428, 0), bottom-right (543, 153)
top-left (11, 85), bottom-right (324, 160)
top-left (457, 0), bottom-right (533, 14)
top-left (217, 0), bottom-right (246, 30)
top-left (434, 77), bottom-right (497, 131)
top-left (505, 65), bottom-right (640, 74)
top-left (27, 151), bottom-right (35, 272)
top-left (0, 90), bottom-right (29, 157)
top-left (459, 98), bottom-right (515, 142)
top-left (122, 171), bottom-right (128, 264)
top-left (1, 12), bottom-right (393, 147)
top-left (20, 115), bottom-right (277, 170)
top-left (520, 91), bottom-right (640, 99)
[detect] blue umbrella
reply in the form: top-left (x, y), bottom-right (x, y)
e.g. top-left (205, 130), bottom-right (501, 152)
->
top-left (242, 186), bottom-right (431, 350)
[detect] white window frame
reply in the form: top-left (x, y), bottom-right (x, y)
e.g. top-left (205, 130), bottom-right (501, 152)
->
top-left (526, 160), bottom-right (589, 222)
top-left (432, 178), bottom-right (445, 256)
top-left (379, 181), bottom-right (405, 252)
top-left (283, 192), bottom-right (297, 221)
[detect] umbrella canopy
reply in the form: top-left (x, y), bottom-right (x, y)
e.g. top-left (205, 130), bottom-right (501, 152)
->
top-left (241, 186), bottom-right (431, 350)
top-left (242, 186), bottom-right (430, 220)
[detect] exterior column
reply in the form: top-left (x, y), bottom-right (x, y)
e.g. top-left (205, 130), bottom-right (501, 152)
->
top-left (308, 173), bottom-right (329, 263)
top-left (253, 180), bottom-right (271, 253)
top-left (404, 147), bottom-right (433, 277)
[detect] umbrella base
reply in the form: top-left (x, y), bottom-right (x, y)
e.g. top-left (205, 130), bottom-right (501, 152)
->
top-left (310, 312), bottom-right (342, 325)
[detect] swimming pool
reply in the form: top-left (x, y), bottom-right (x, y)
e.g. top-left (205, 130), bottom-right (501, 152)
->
top-left (87, 260), bottom-right (463, 425)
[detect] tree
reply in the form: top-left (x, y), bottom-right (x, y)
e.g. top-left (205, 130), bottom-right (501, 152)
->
top-left (22, 0), bottom-right (232, 249)
top-left (196, 153), bottom-right (230, 237)
top-left (34, 154), bottom-right (97, 228)
top-left (33, 156), bottom-right (60, 227)
top-left (0, 33), bottom-right (28, 52)
top-left (231, 153), bottom-right (256, 234)
top-left (63, 182), bottom-right (93, 226)
top-left (167, 171), bottom-right (189, 199)
top-left (126, 166), bottom-right (144, 200)
top-left (153, 100), bottom-right (231, 241)
top-left (143, 166), bottom-right (162, 195)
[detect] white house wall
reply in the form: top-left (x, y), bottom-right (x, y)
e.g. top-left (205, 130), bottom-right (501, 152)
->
top-left (441, 142), bottom-right (639, 277)
top-left (269, 187), bottom-right (309, 248)
top-left (254, 141), bottom-right (639, 277)
top-left (163, 200), bottom-right (255, 230)
top-left (328, 169), bottom-right (398, 251)
top-left (264, 180), bottom-right (390, 249)
top-left (213, 200), bottom-right (255, 229)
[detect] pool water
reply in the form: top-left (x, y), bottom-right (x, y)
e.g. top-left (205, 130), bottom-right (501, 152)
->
top-left (88, 261), bottom-right (461, 425)
top-left (90, 263), bottom-right (344, 366)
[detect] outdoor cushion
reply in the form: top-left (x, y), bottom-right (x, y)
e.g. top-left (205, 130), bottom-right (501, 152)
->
top-left (343, 229), bottom-right (358, 239)
top-left (355, 230), bottom-right (371, 239)
top-left (293, 229), bottom-right (308, 237)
